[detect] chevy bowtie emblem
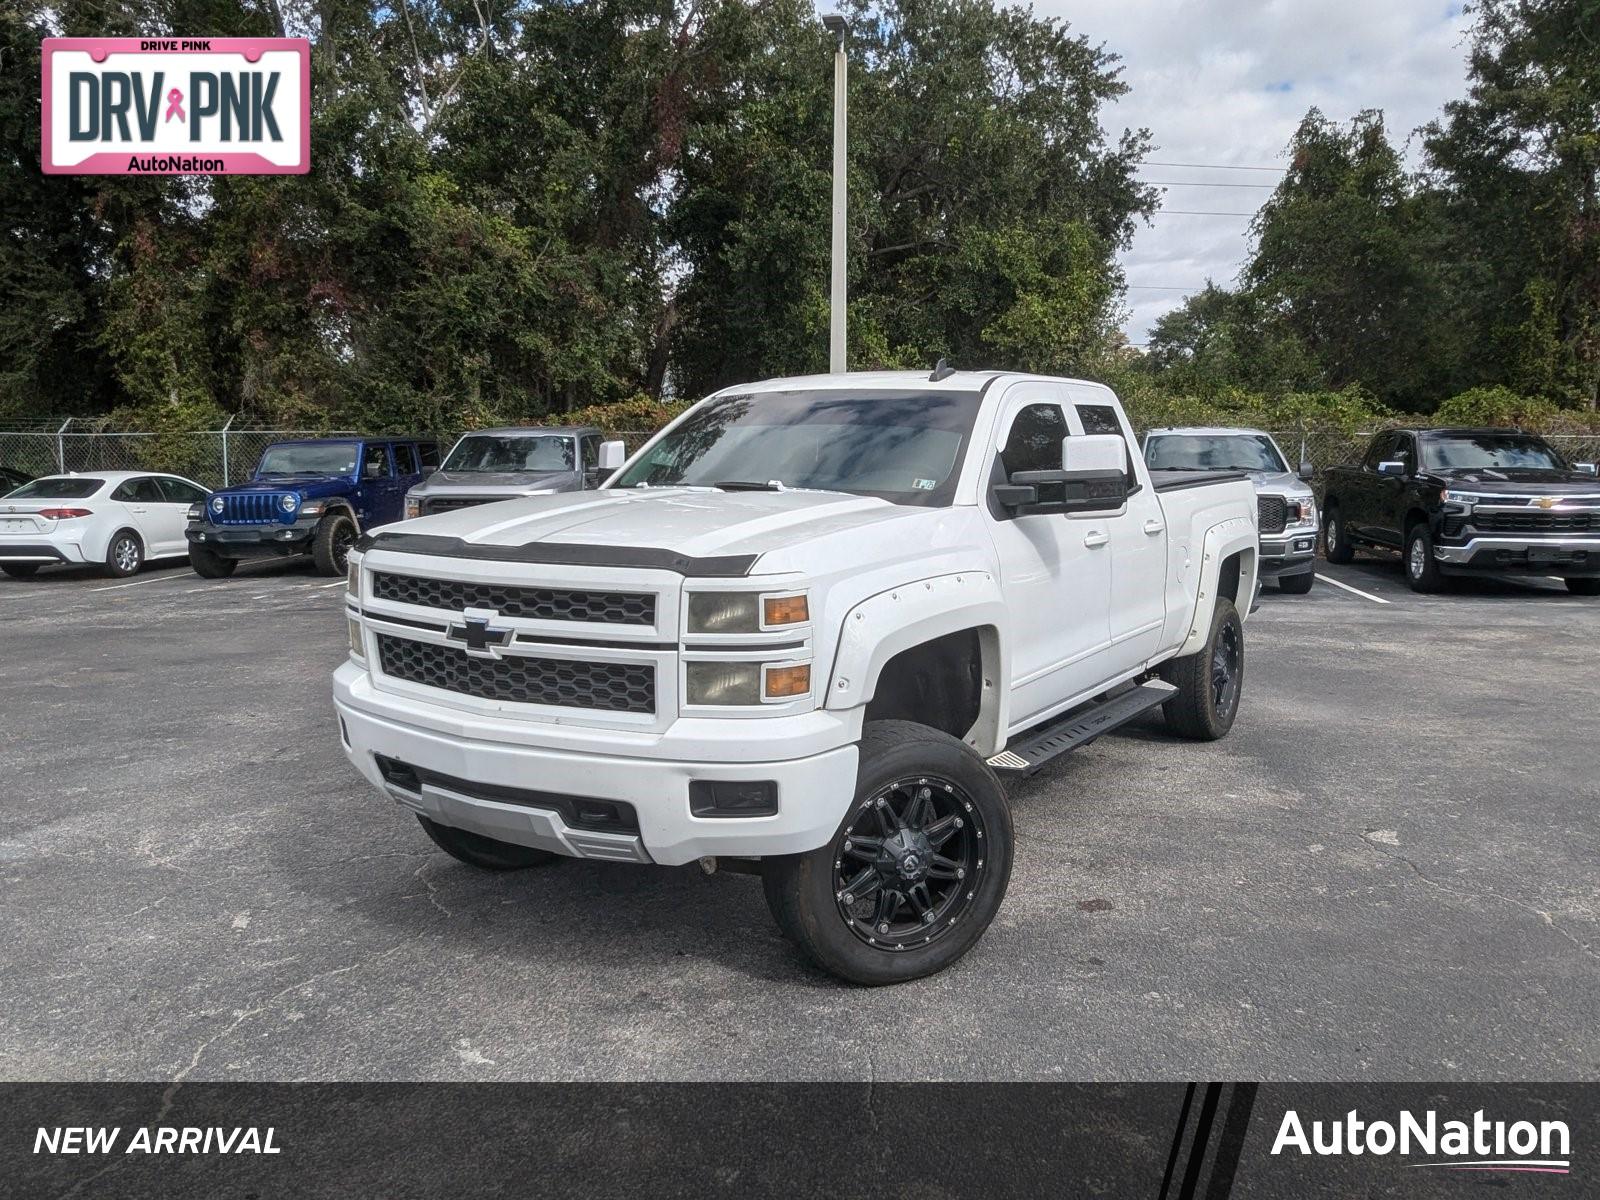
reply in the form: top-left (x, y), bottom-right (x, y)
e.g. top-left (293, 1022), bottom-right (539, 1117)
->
top-left (447, 609), bottom-right (513, 657)
top-left (1537, 497), bottom-right (1557, 509)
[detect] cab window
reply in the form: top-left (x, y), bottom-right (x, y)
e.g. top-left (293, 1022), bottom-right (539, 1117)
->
top-left (1000, 403), bottom-right (1068, 477)
top-left (581, 436), bottom-right (599, 470)
top-left (362, 445), bottom-right (393, 479)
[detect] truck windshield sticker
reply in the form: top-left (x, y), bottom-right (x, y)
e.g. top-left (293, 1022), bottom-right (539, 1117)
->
top-left (913, 478), bottom-right (937, 490)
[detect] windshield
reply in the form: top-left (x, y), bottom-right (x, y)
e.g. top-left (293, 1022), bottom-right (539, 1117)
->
top-left (612, 390), bottom-right (984, 507)
top-left (255, 443), bottom-right (360, 477)
top-left (6, 476), bottom-right (104, 499)
top-left (1421, 434), bottom-right (1566, 472)
top-left (443, 434), bottom-right (575, 473)
top-left (1145, 434), bottom-right (1287, 473)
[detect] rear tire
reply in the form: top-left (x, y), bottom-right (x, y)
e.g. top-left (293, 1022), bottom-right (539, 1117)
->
top-left (1277, 566), bottom-right (1315, 595)
top-left (1404, 523), bottom-right (1445, 593)
top-left (188, 544), bottom-right (237, 578)
top-left (1158, 597), bottom-right (1244, 741)
top-left (762, 720), bottom-right (1013, 986)
top-left (417, 816), bottom-right (560, 870)
top-left (104, 530), bottom-right (143, 578)
top-left (1565, 577), bottom-right (1600, 596)
top-left (311, 512), bottom-right (358, 576)
top-left (1, 563), bottom-right (39, 579)
top-left (1323, 505), bottom-right (1355, 563)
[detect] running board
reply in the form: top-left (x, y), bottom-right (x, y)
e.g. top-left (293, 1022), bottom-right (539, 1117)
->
top-left (986, 681), bottom-right (1177, 775)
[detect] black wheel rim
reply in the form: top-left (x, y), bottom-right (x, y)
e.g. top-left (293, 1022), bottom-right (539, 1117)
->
top-left (1211, 620), bottom-right (1241, 719)
top-left (832, 775), bottom-right (986, 952)
top-left (332, 523), bottom-right (355, 571)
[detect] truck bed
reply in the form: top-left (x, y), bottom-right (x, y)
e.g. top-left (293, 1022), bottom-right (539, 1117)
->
top-left (1149, 469), bottom-right (1248, 493)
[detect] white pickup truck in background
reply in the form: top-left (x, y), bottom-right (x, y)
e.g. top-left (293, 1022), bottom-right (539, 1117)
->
top-left (335, 370), bottom-right (1259, 984)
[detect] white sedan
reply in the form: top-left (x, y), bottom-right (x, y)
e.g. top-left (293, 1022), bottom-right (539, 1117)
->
top-left (0, 470), bottom-right (211, 579)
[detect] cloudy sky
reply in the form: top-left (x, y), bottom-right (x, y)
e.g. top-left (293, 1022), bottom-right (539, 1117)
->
top-left (1036, 0), bottom-right (1478, 343)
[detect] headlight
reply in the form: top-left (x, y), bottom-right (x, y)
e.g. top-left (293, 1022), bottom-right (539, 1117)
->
top-left (210, 496), bottom-right (225, 514)
top-left (405, 498), bottom-right (421, 520)
top-left (1288, 498), bottom-right (1317, 526)
top-left (346, 554), bottom-right (361, 599)
top-left (347, 616), bottom-right (365, 660)
top-left (278, 493), bottom-right (298, 513)
top-left (685, 661), bottom-right (812, 705)
top-left (1442, 488), bottom-right (1487, 505)
top-left (686, 591), bottom-right (810, 634)
top-left (187, 503), bottom-right (202, 520)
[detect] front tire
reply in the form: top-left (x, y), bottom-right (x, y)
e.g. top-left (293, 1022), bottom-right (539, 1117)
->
top-left (311, 512), bottom-right (358, 576)
top-left (1565, 577), bottom-right (1600, 596)
top-left (1323, 505), bottom-right (1355, 563)
top-left (1404, 523), bottom-right (1445, 593)
top-left (1158, 597), bottom-right (1244, 741)
top-left (1277, 566), bottom-right (1315, 595)
top-left (188, 544), bottom-right (237, 578)
top-left (417, 816), bottom-right (560, 870)
top-left (1, 563), bottom-right (39, 579)
top-left (104, 530), bottom-right (143, 578)
top-left (762, 720), bottom-right (1013, 986)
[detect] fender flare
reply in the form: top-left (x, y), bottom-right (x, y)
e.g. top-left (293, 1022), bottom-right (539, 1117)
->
top-left (1175, 516), bottom-right (1258, 658)
top-left (825, 571), bottom-right (1010, 756)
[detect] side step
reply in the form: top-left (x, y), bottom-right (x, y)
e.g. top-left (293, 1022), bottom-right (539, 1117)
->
top-left (986, 681), bottom-right (1177, 775)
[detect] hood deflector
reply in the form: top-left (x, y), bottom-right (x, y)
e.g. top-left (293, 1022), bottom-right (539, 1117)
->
top-left (357, 531), bottom-right (758, 578)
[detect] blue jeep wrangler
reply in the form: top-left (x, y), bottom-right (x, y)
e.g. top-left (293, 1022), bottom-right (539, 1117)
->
top-left (186, 437), bottom-right (438, 577)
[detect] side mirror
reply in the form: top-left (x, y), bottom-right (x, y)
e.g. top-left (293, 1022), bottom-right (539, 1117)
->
top-left (996, 434), bottom-right (1130, 516)
top-left (1576, 462), bottom-right (1597, 476)
top-left (598, 440), bottom-right (626, 471)
top-left (421, 465), bottom-right (438, 477)
top-left (1298, 462), bottom-right (1314, 482)
top-left (1376, 460), bottom-right (1406, 476)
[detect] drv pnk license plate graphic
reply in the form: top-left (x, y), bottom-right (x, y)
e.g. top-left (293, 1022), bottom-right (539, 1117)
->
top-left (41, 38), bottom-right (309, 175)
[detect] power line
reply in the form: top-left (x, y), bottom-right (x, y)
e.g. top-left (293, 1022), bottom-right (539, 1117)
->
top-left (1126, 284), bottom-right (1211, 290)
top-left (1156, 209), bottom-right (1258, 216)
top-left (1137, 159), bottom-right (1286, 172)
top-left (1143, 179), bottom-right (1278, 189)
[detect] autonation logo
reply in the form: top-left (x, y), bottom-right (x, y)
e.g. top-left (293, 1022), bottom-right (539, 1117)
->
top-left (1272, 1108), bottom-right (1571, 1175)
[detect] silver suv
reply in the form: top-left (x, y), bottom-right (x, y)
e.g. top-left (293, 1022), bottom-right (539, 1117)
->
top-left (1144, 426), bottom-right (1319, 594)
top-left (404, 427), bottom-right (623, 519)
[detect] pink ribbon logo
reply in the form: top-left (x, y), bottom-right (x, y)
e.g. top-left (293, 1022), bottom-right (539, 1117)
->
top-left (164, 88), bottom-right (185, 123)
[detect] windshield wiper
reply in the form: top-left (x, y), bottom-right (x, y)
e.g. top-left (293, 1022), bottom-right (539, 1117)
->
top-left (706, 480), bottom-right (786, 491)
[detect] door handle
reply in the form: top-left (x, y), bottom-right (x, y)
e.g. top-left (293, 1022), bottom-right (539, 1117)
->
top-left (1084, 530), bottom-right (1109, 548)
top-left (1142, 519), bottom-right (1165, 535)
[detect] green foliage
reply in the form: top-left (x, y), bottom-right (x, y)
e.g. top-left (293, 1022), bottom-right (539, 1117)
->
top-left (1433, 386), bottom-right (1563, 429)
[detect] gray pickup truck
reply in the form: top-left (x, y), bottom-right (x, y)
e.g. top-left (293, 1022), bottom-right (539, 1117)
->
top-left (404, 426), bottom-right (623, 520)
top-left (1144, 426), bottom-right (1319, 594)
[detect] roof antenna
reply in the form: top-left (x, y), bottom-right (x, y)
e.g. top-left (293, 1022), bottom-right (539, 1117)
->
top-left (930, 357), bottom-right (955, 382)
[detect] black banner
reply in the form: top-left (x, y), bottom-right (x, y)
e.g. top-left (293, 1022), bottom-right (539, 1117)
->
top-left (3, 1083), bottom-right (1590, 1197)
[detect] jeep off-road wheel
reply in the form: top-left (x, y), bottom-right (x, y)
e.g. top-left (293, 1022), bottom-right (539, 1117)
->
top-left (1323, 505), bottom-right (1355, 563)
top-left (417, 816), bottom-right (560, 870)
top-left (1278, 566), bottom-right (1315, 595)
top-left (1404, 523), bottom-right (1445, 593)
top-left (104, 530), bottom-right (143, 578)
top-left (1158, 597), bottom-right (1244, 741)
top-left (311, 512), bottom-right (357, 576)
top-left (762, 720), bottom-right (1013, 986)
top-left (188, 544), bottom-right (237, 578)
top-left (1565, 577), bottom-right (1600, 596)
top-left (1, 563), bottom-right (39, 579)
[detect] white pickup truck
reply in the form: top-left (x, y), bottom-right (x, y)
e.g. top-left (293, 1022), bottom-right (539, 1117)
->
top-left (334, 371), bottom-right (1259, 984)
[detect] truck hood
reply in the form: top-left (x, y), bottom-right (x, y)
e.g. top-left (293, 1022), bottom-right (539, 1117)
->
top-left (216, 476), bottom-right (353, 499)
top-left (387, 487), bottom-right (933, 567)
top-left (1245, 469), bottom-right (1314, 498)
top-left (1428, 467), bottom-right (1600, 492)
top-left (415, 469), bottom-right (578, 493)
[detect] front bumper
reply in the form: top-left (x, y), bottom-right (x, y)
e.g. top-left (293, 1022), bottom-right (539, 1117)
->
top-left (187, 519), bottom-right (318, 558)
top-left (1433, 536), bottom-right (1600, 574)
top-left (333, 662), bottom-right (861, 867)
top-left (1257, 531), bottom-right (1318, 578)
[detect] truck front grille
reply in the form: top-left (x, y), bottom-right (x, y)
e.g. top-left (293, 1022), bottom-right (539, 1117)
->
top-left (1472, 511), bottom-right (1597, 533)
top-left (1257, 495), bottom-right (1287, 534)
top-left (372, 572), bottom-right (655, 625)
top-left (422, 496), bottom-right (497, 514)
top-left (376, 634), bottom-right (655, 713)
top-left (213, 492), bottom-right (292, 525)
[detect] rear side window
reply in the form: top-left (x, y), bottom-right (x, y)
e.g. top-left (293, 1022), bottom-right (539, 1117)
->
top-left (9, 477), bottom-right (103, 499)
top-left (112, 477), bottom-right (167, 503)
top-left (1000, 404), bottom-right (1068, 476)
top-left (1075, 403), bottom-right (1140, 493)
top-left (394, 444), bottom-right (419, 474)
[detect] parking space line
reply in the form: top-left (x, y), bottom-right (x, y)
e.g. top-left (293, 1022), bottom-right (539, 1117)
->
top-left (314, 580), bottom-right (348, 589)
top-left (1316, 574), bottom-right (1391, 605)
top-left (89, 575), bottom-right (189, 593)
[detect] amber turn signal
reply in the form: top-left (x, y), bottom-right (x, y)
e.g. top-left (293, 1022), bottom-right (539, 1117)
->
top-left (762, 594), bottom-right (809, 626)
top-left (763, 664), bottom-right (811, 699)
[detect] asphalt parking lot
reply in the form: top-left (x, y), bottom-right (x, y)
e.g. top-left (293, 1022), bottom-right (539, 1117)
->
top-left (2, 552), bottom-right (1596, 1083)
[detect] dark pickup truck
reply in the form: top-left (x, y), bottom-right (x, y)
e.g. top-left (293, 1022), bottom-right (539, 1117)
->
top-left (1321, 427), bottom-right (1600, 594)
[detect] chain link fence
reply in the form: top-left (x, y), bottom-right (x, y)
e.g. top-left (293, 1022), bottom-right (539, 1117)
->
top-left (3, 418), bottom-right (1597, 493)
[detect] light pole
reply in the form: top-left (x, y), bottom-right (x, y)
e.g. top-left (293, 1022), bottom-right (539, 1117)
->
top-left (823, 13), bottom-right (849, 374)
